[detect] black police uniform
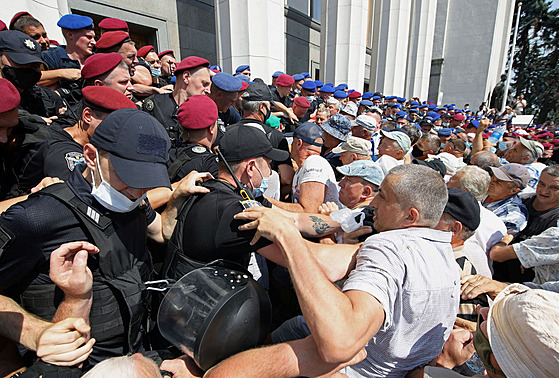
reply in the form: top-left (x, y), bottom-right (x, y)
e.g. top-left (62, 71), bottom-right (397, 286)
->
top-left (19, 84), bottom-right (65, 118)
top-left (271, 87), bottom-right (293, 108)
top-left (219, 106), bottom-right (242, 127)
top-left (41, 46), bottom-right (84, 105)
top-left (142, 93), bottom-right (181, 148)
top-left (0, 167), bottom-right (156, 367)
top-left (168, 142), bottom-right (218, 183)
top-left (163, 179), bottom-right (272, 280)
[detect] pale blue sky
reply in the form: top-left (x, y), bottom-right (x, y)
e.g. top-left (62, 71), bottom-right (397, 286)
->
top-left (552, 0), bottom-right (559, 9)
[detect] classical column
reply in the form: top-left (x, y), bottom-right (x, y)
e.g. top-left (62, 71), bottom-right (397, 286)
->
top-left (320, 0), bottom-right (369, 91)
top-left (215, 0), bottom-right (285, 79)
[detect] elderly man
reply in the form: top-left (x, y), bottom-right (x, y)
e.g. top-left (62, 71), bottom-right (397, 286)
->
top-left (320, 113), bottom-right (352, 171)
top-left (229, 164), bottom-right (459, 377)
top-left (333, 136), bottom-right (372, 166)
top-left (504, 136), bottom-right (546, 195)
top-left (337, 160), bottom-right (382, 210)
top-left (376, 129), bottom-right (411, 175)
top-left (483, 163), bottom-right (530, 236)
top-left (351, 114), bottom-right (377, 142)
top-left (411, 133), bottom-right (441, 161)
top-left (142, 56), bottom-right (211, 147)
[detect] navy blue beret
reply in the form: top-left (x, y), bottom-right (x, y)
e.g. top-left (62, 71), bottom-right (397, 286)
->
top-left (302, 81), bottom-right (316, 91)
top-left (212, 72), bottom-right (242, 92)
top-left (57, 14), bottom-right (93, 30)
top-left (235, 64), bottom-right (250, 74)
top-left (438, 128), bottom-right (452, 137)
top-left (334, 90), bottom-right (348, 98)
top-left (292, 74), bottom-right (304, 81)
top-left (360, 100), bottom-right (374, 106)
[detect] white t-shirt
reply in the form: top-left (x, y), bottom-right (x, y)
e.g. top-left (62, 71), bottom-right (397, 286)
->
top-left (376, 154), bottom-right (404, 176)
top-left (292, 155), bottom-right (340, 207)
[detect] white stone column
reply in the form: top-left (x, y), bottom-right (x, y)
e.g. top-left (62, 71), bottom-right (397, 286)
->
top-left (405, 0), bottom-right (437, 100)
top-left (320, 0), bottom-right (369, 91)
top-left (215, 0), bottom-right (285, 79)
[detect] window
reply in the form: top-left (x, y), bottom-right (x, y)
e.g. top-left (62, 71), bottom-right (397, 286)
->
top-left (311, 0), bottom-right (321, 21)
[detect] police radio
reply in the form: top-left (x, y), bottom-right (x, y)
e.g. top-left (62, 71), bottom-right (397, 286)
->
top-left (215, 148), bottom-right (262, 209)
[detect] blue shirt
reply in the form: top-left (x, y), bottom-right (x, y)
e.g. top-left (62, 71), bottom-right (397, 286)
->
top-left (42, 45), bottom-right (81, 70)
top-left (483, 195), bottom-right (528, 235)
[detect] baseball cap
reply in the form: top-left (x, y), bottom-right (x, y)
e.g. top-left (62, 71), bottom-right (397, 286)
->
top-left (0, 30), bottom-right (43, 65)
top-left (243, 82), bottom-right (276, 106)
top-left (490, 163), bottom-right (530, 189)
top-left (321, 113), bottom-right (351, 141)
top-left (380, 129), bottom-right (411, 154)
top-left (444, 188), bottom-right (480, 230)
top-left (332, 136), bottom-right (372, 156)
top-left (90, 108), bottom-right (171, 189)
top-left (293, 122), bottom-right (324, 147)
top-left (354, 114), bottom-right (377, 131)
top-left (519, 137), bottom-right (544, 159)
top-left (341, 102), bottom-right (358, 117)
top-left (336, 160), bottom-right (384, 186)
top-left (219, 125), bottom-right (289, 162)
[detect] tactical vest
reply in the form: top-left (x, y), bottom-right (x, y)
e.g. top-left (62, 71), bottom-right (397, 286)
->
top-left (143, 94), bottom-right (181, 147)
top-left (20, 183), bottom-right (151, 354)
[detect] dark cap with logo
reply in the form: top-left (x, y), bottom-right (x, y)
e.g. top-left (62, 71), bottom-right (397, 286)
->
top-left (444, 188), bottom-right (481, 231)
top-left (219, 125), bottom-right (289, 162)
top-left (243, 82), bottom-right (276, 106)
top-left (294, 122), bottom-right (324, 147)
top-left (0, 30), bottom-right (43, 65)
top-left (90, 108), bottom-right (171, 189)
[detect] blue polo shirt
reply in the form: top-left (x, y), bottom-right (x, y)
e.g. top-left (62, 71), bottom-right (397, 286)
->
top-left (42, 45), bottom-right (81, 70)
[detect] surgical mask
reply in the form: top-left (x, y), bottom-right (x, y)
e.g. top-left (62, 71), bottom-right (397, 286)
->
top-left (473, 315), bottom-right (506, 376)
top-left (465, 141), bottom-right (472, 148)
top-left (250, 164), bottom-right (269, 197)
top-left (150, 67), bottom-right (161, 77)
top-left (498, 141), bottom-right (509, 151)
top-left (91, 151), bottom-right (146, 213)
top-left (2, 66), bottom-right (41, 89)
top-left (442, 122), bottom-right (450, 127)
top-left (490, 146), bottom-right (497, 153)
top-left (411, 144), bottom-right (424, 158)
top-left (306, 95), bottom-right (315, 102)
top-left (440, 143), bottom-right (445, 149)
top-left (261, 104), bottom-right (272, 123)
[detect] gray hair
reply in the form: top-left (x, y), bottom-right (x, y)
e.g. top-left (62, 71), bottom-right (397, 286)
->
top-left (521, 148), bottom-right (537, 164)
top-left (542, 165), bottom-right (559, 177)
top-left (12, 16), bottom-right (43, 32)
top-left (326, 98), bottom-right (341, 109)
top-left (420, 133), bottom-right (441, 153)
top-left (241, 96), bottom-right (268, 113)
top-left (82, 355), bottom-right (161, 378)
top-left (401, 124), bottom-right (421, 145)
top-left (389, 164), bottom-right (448, 227)
top-left (453, 166), bottom-right (490, 201)
top-left (439, 213), bottom-right (476, 241)
top-left (471, 151), bottom-right (501, 172)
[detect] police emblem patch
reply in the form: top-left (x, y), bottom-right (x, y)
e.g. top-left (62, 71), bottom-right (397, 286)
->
top-left (192, 146), bottom-right (206, 154)
top-left (144, 99), bottom-right (154, 111)
top-left (23, 39), bottom-right (36, 50)
top-left (65, 152), bottom-right (85, 171)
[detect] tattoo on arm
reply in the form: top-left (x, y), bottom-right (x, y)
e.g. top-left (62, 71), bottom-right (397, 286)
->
top-left (310, 216), bottom-right (332, 235)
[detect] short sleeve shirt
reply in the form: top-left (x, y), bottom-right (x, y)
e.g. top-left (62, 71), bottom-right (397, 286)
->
top-left (292, 155), bottom-right (340, 207)
top-left (514, 223), bottom-right (559, 284)
top-left (341, 228), bottom-right (460, 377)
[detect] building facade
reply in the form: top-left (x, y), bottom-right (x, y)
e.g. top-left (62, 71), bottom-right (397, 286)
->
top-left (1, 0), bottom-right (514, 108)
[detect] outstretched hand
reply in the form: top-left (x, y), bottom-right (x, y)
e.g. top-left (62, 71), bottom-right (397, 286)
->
top-left (461, 274), bottom-right (508, 301)
top-left (235, 207), bottom-right (297, 246)
top-left (173, 171), bottom-right (214, 198)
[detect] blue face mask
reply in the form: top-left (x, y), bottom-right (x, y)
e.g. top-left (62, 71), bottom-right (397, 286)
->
top-left (498, 141), bottom-right (509, 151)
top-left (150, 67), bottom-right (161, 77)
top-left (490, 146), bottom-right (497, 153)
top-left (251, 165), bottom-right (269, 197)
top-left (465, 141), bottom-right (472, 148)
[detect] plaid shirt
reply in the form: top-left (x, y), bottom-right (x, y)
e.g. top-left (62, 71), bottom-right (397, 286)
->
top-left (483, 194), bottom-right (528, 236)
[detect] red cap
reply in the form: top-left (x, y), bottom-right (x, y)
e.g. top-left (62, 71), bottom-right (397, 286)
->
top-left (0, 78), bottom-right (20, 113)
top-left (175, 56), bottom-right (210, 73)
top-left (137, 45), bottom-right (155, 59)
top-left (453, 113), bottom-right (465, 121)
top-left (0, 20), bottom-right (6, 31)
top-left (98, 18), bottom-right (129, 32)
top-left (82, 86), bottom-right (136, 112)
top-left (9, 11), bottom-right (32, 30)
top-left (158, 50), bottom-right (174, 59)
top-left (177, 95), bottom-right (218, 129)
top-left (551, 139), bottom-right (559, 146)
top-left (81, 53), bottom-right (123, 79)
top-left (276, 74), bottom-right (294, 87)
top-left (348, 91), bottom-right (362, 98)
top-left (95, 31), bottom-right (131, 50)
top-left (294, 96), bottom-right (310, 108)
top-left (542, 143), bottom-right (554, 149)
top-left (240, 81), bottom-right (249, 91)
top-left (49, 39), bottom-right (60, 46)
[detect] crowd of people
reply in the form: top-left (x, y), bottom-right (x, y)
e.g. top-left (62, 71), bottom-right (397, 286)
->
top-left (0, 10), bottom-right (558, 378)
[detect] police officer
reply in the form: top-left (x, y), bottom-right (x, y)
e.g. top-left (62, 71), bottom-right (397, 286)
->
top-left (158, 50), bottom-right (176, 87)
top-left (0, 30), bottom-right (64, 119)
top-left (142, 56), bottom-right (211, 149)
top-left (95, 30), bottom-right (138, 71)
top-left (208, 72), bottom-right (242, 127)
top-left (13, 86), bottom-right (137, 196)
top-left (168, 95), bottom-right (219, 182)
top-left (0, 108), bottom-right (172, 368)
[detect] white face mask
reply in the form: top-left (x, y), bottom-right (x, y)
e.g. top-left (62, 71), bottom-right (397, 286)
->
top-left (91, 151), bottom-right (146, 213)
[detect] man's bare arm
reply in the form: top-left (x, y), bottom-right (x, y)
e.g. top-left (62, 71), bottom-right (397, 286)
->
top-left (0, 295), bottom-right (49, 351)
top-left (269, 181), bottom-right (328, 213)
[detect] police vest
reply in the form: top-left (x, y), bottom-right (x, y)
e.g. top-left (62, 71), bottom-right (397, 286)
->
top-left (143, 94), bottom-right (180, 147)
top-left (20, 183), bottom-right (151, 354)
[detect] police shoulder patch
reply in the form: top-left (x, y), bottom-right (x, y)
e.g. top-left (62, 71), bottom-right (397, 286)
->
top-left (192, 146), bottom-right (206, 154)
top-left (144, 99), bottom-right (154, 112)
top-left (65, 151), bottom-right (85, 171)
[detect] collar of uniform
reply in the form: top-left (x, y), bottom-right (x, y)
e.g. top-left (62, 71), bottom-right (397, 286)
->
top-left (66, 164), bottom-right (100, 209)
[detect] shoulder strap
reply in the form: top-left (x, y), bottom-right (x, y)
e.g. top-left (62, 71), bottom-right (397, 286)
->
top-left (167, 152), bottom-right (193, 181)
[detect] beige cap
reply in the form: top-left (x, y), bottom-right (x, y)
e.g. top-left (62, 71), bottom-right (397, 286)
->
top-left (332, 136), bottom-right (372, 156)
top-left (519, 137), bottom-right (544, 159)
top-left (488, 283), bottom-right (559, 378)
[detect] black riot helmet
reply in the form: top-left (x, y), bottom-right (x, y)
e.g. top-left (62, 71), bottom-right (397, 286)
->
top-left (157, 264), bottom-right (272, 370)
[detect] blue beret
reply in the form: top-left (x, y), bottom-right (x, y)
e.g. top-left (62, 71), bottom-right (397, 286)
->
top-left (348, 89), bottom-right (355, 94)
top-left (360, 100), bottom-right (374, 106)
top-left (235, 65), bottom-right (250, 74)
top-left (372, 95), bottom-right (381, 100)
top-left (397, 97), bottom-right (406, 103)
top-left (314, 80), bottom-right (324, 87)
top-left (447, 105), bottom-right (455, 110)
top-left (320, 85), bottom-right (335, 93)
top-left (420, 104), bottom-right (428, 108)
top-left (57, 14), bottom-right (94, 30)
top-left (411, 105), bottom-right (419, 109)
top-left (409, 108), bottom-right (418, 113)
top-left (428, 104), bottom-right (436, 110)
top-left (361, 92), bottom-right (373, 99)
top-left (396, 111), bottom-right (408, 118)
top-left (385, 95), bottom-right (396, 100)
top-left (411, 101), bottom-right (420, 106)
top-left (335, 83), bottom-right (348, 90)
top-left (434, 107), bottom-right (445, 112)
top-left (292, 74), bottom-right (304, 81)
top-left (438, 128), bottom-right (452, 137)
top-left (272, 71), bottom-right (284, 78)
top-left (300, 72), bottom-right (310, 78)
top-left (427, 111), bottom-right (438, 118)
top-left (390, 103), bottom-right (402, 109)
top-left (302, 81), bottom-right (317, 91)
top-left (237, 74), bottom-right (250, 83)
top-left (334, 90), bottom-right (348, 98)
top-left (455, 109), bottom-right (463, 114)
top-left (212, 72), bottom-right (242, 92)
